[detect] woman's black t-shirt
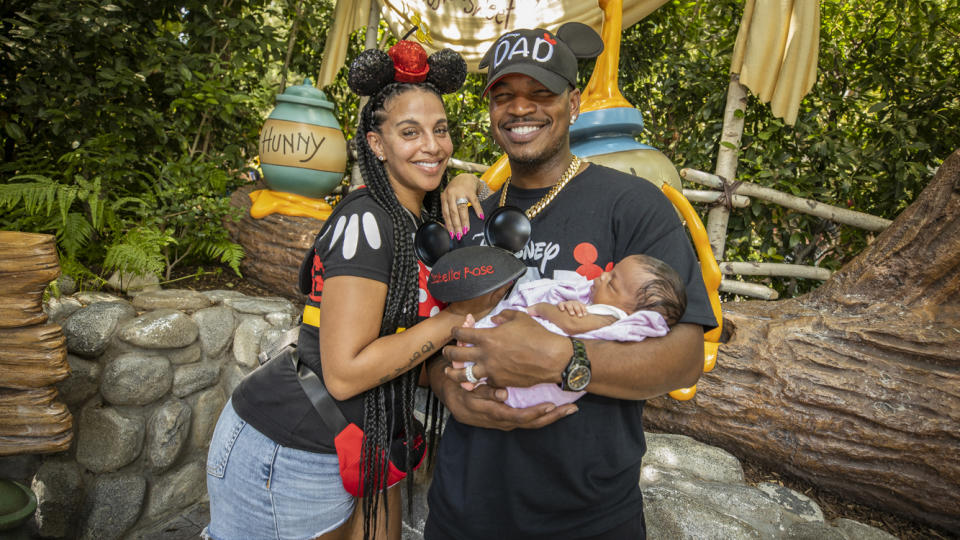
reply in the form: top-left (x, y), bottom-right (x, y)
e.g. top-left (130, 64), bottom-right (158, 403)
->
top-left (231, 189), bottom-right (444, 453)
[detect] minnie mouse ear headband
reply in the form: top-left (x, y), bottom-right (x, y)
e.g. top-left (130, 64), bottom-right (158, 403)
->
top-left (479, 22), bottom-right (604, 96)
top-left (416, 206), bottom-right (531, 302)
top-left (348, 40), bottom-right (467, 97)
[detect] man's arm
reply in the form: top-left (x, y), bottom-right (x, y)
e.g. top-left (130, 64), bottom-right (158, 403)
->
top-left (445, 309), bottom-right (703, 400)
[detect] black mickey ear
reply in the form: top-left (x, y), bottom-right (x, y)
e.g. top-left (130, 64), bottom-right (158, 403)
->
top-left (348, 49), bottom-right (395, 97)
top-left (426, 48), bottom-right (467, 94)
top-left (556, 22), bottom-right (604, 59)
top-left (484, 206), bottom-right (531, 253)
top-left (414, 221), bottom-right (454, 266)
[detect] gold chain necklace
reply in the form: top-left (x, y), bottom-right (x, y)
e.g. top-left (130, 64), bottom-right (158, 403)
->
top-left (499, 155), bottom-right (583, 219)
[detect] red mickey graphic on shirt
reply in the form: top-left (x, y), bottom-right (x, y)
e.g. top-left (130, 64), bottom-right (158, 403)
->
top-left (573, 242), bottom-right (613, 280)
top-left (418, 260), bottom-right (446, 317)
top-left (309, 253), bottom-right (324, 302)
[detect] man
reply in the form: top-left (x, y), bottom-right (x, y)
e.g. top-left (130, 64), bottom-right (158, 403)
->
top-left (424, 22), bottom-right (718, 539)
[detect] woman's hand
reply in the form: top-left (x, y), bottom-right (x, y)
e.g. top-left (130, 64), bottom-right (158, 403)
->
top-left (441, 173), bottom-right (485, 240)
top-left (445, 282), bottom-right (512, 321)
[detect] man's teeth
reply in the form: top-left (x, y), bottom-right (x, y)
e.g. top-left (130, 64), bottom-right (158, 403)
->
top-left (510, 125), bottom-right (540, 135)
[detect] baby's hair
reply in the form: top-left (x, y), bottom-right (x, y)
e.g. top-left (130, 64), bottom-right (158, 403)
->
top-left (622, 254), bottom-right (687, 325)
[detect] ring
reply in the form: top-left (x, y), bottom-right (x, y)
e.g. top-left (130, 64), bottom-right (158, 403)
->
top-left (464, 364), bottom-right (479, 384)
top-left (455, 197), bottom-right (470, 206)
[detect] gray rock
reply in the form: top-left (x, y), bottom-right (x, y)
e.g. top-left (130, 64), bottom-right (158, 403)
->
top-left (221, 363), bottom-right (249, 395)
top-left (44, 295), bottom-right (82, 324)
top-left (0, 455), bottom-right (40, 483)
top-left (144, 460), bottom-right (205, 521)
top-left (63, 301), bottom-right (138, 357)
top-left (643, 433), bottom-right (746, 485)
top-left (56, 354), bottom-right (101, 408)
top-left (106, 270), bottom-right (160, 293)
top-left (74, 291), bottom-right (126, 305)
top-left (643, 488), bottom-right (762, 539)
top-left (200, 289), bottom-right (247, 304)
top-left (831, 518), bottom-right (900, 540)
top-left (192, 306), bottom-right (237, 358)
top-left (131, 289), bottom-right (212, 312)
top-left (31, 460), bottom-right (84, 538)
top-left (118, 309), bottom-right (199, 349)
top-left (259, 327), bottom-right (287, 353)
top-left (57, 274), bottom-right (77, 296)
top-left (757, 482), bottom-right (824, 522)
top-left (100, 352), bottom-right (173, 406)
top-left (172, 362), bottom-right (220, 397)
top-left (164, 341), bottom-right (203, 365)
top-left (232, 316), bottom-right (270, 368)
top-left (145, 399), bottom-right (192, 472)
top-left (75, 404), bottom-right (145, 473)
top-left (79, 473), bottom-right (146, 540)
top-left (187, 386), bottom-right (227, 450)
top-left (266, 311), bottom-right (295, 328)
top-left (223, 296), bottom-right (296, 317)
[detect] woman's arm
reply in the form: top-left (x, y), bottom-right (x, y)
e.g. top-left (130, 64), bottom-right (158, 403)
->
top-left (318, 274), bottom-right (506, 400)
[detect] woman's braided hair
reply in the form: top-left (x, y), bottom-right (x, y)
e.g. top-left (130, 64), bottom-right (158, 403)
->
top-left (347, 42), bottom-right (466, 539)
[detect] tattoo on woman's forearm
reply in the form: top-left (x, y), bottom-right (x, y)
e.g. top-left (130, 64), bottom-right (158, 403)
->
top-left (379, 341), bottom-right (436, 384)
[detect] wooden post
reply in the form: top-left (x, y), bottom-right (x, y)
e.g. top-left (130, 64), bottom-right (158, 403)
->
top-left (705, 75), bottom-right (748, 260)
top-left (0, 232), bottom-right (72, 455)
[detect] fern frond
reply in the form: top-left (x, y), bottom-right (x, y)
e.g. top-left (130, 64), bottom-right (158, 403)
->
top-left (58, 212), bottom-right (95, 259)
top-left (0, 176), bottom-right (64, 216)
top-left (103, 227), bottom-right (173, 278)
top-left (201, 239), bottom-right (245, 277)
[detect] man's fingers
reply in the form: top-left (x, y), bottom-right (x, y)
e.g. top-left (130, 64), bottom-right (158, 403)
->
top-left (490, 308), bottom-right (524, 325)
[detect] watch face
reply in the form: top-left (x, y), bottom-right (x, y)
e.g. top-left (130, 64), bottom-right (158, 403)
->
top-left (566, 365), bottom-right (591, 391)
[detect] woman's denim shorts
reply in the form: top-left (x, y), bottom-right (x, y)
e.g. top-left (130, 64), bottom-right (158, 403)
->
top-left (203, 399), bottom-right (354, 540)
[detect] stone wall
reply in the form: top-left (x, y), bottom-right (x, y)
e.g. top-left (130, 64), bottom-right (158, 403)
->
top-left (0, 288), bottom-right (298, 540)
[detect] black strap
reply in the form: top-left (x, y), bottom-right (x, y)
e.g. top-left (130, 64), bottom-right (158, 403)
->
top-left (290, 352), bottom-right (349, 434)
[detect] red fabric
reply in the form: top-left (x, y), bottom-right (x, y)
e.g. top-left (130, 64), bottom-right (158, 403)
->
top-left (334, 422), bottom-right (425, 497)
top-left (388, 41), bottom-right (429, 83)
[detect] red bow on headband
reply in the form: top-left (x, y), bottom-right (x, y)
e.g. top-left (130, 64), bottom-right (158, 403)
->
top-left (388, 41), bottom-right (429, 83)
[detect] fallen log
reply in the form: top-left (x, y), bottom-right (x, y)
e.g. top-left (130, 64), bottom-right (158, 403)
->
top-left (645, 148), bottom-right (960, 533)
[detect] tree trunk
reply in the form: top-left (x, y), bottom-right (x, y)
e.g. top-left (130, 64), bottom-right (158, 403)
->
top-left (645, 148), bottom-right (960, 532)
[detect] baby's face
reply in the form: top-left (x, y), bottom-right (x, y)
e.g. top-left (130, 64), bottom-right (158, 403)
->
top-left (590, 258), bottom-right (652, 312)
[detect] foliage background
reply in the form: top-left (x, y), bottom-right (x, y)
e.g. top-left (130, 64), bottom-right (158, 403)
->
top-left (2, 0), bottom-right (959, 297)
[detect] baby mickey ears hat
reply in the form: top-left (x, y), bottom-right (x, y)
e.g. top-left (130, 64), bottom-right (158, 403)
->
top-left (416, 206), bottom-right (531, 303)
top-left (479, 22), bottom-right (604, 96)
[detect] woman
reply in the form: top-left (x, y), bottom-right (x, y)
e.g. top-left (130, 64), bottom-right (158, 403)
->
top-left (204, 43), bottom-right (502, 540)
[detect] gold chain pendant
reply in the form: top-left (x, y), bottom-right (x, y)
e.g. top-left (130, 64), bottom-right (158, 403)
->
top-left (499, 155), bottom-right (583, 219)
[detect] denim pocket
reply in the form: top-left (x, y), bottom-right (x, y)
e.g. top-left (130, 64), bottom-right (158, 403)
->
top-left (206, 406), bottom-right (246, 478)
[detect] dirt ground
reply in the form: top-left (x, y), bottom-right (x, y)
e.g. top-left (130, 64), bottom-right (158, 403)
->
top-left (156, 264), bottom-right (955, 540)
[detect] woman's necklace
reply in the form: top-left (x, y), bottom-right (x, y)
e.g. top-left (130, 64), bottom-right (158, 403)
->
top-left (499, 155), bottom-right (583, 219)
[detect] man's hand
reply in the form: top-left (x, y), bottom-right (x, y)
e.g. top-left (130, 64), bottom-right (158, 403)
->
top-left (443, 309), bottom-right (570, 388)
top-left (428, 353), bottom-right (576, 430)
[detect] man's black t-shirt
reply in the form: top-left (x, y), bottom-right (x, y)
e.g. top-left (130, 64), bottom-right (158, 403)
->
top-left (426, 164), bottom-right (718, 538)
top-left (231, 189), bottom-right (444, 453)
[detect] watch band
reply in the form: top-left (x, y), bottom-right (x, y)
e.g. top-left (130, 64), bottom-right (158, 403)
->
top-left (561, 337), bottom-right (591, 391)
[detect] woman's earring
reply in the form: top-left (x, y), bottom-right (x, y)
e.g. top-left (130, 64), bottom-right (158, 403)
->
top-left (378, 155), bottom-right (385, 161)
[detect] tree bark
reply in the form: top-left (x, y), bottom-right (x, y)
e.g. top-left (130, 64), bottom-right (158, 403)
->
top-left (645, 148), bottom-right (960, 532)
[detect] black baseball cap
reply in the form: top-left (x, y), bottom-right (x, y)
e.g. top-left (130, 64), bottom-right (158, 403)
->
top-left (479, 22), bottom-right (603, 96)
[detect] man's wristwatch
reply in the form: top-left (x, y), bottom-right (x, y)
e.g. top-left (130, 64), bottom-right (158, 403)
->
top-left (560, 337), bottom-right (591, 391)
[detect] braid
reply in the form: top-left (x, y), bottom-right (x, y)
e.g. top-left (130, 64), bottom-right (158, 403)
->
top-left (355, 82), bottom-right (446, 539)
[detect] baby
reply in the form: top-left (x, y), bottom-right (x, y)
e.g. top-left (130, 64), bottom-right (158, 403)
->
top-left (456, 254), bottom-right (687, 408)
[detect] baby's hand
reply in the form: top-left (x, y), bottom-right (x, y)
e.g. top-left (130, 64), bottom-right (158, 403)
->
top-left (558, 300), bottom-right (588, 317)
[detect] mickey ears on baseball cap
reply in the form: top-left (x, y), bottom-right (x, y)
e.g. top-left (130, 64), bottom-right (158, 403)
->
top-left (414, 206), bottom-right (531, 267)
top-left (556, 21), bottom-right (604, 60)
